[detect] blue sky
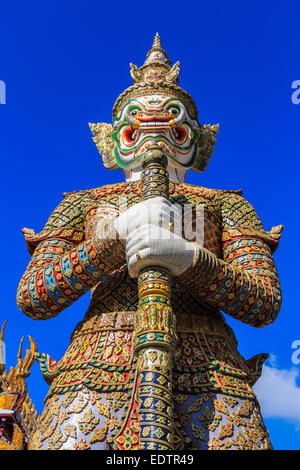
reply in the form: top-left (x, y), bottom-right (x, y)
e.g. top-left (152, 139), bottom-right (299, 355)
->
top-left (0, 0), bottom-right (299, 450)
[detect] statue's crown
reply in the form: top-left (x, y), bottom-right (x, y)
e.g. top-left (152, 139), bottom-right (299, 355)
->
top-left (113, 34), bottom-right (198, 119)
top-left (129, 33), bottom-right (180, 87)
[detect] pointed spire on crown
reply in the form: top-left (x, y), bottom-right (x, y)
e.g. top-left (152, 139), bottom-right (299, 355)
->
top-left (130, 33), bottom-right (180, 87)
top-left (143, 33), bottom-right (172, 66)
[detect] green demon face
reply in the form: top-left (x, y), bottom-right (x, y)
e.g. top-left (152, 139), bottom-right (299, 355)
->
top-left (89, 93), bottom-right (218, 180)
top-left (111, 94), bottom-right (201, 173)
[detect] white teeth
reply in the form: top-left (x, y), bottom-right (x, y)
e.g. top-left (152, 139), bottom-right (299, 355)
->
top-left (132, 129), bottom-right (137, 139)
top-left (140, 122), bottom-right (168, 128)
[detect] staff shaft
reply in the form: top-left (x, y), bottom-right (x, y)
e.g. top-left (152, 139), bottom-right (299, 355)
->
top-left (135, 146), bottom-right (178, 450)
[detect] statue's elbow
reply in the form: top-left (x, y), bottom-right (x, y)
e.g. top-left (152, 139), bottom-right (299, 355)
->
top-left (16, 278), bottom-right (59, 321)
top-left (252, 288), bottom-right (282, 328)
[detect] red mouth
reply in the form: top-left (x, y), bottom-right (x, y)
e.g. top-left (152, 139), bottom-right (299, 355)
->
top-left (123, 127), bottom-right (136, 143)
top-left (175, 126), bottom-right (187, 141)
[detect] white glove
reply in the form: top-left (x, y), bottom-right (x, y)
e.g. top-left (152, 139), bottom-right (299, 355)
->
top-left (114, 197), bottom-right (182, 239)
top-left (126, 224), bottom-right (196, 278)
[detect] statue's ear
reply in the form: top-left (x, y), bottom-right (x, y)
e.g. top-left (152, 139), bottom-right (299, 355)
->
top-left (89, 122), bottom-right (118, 170)
top-left (192, 124), bottom-right (219, 173)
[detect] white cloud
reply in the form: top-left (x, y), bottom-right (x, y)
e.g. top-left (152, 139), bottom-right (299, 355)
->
top-left (254, 363), bottom-right (300, 425)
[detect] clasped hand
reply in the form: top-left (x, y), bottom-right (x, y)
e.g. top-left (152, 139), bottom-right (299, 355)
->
top-left (114, 197), bottom-right (196, 278)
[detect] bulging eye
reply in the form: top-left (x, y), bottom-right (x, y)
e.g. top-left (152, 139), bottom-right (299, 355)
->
top-left (130, 108), bottom-right (140, 117)
top-left (169, 107), bottom-right (180, 117)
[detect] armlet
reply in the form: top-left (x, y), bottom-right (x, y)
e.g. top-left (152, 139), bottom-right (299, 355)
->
top-left (22, 226), bottom-right (85, 255)
top-left (222, 225), bottom-right (284, 254)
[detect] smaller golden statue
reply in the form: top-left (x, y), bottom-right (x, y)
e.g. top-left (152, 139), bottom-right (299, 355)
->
top-left (0, 321), bottom-right (38, 450)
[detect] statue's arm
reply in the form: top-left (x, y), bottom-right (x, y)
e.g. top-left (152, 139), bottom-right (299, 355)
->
top-left (16, 192), bottom-right (125, 320)
top-left (180, 192), bottom-right (283, 328)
